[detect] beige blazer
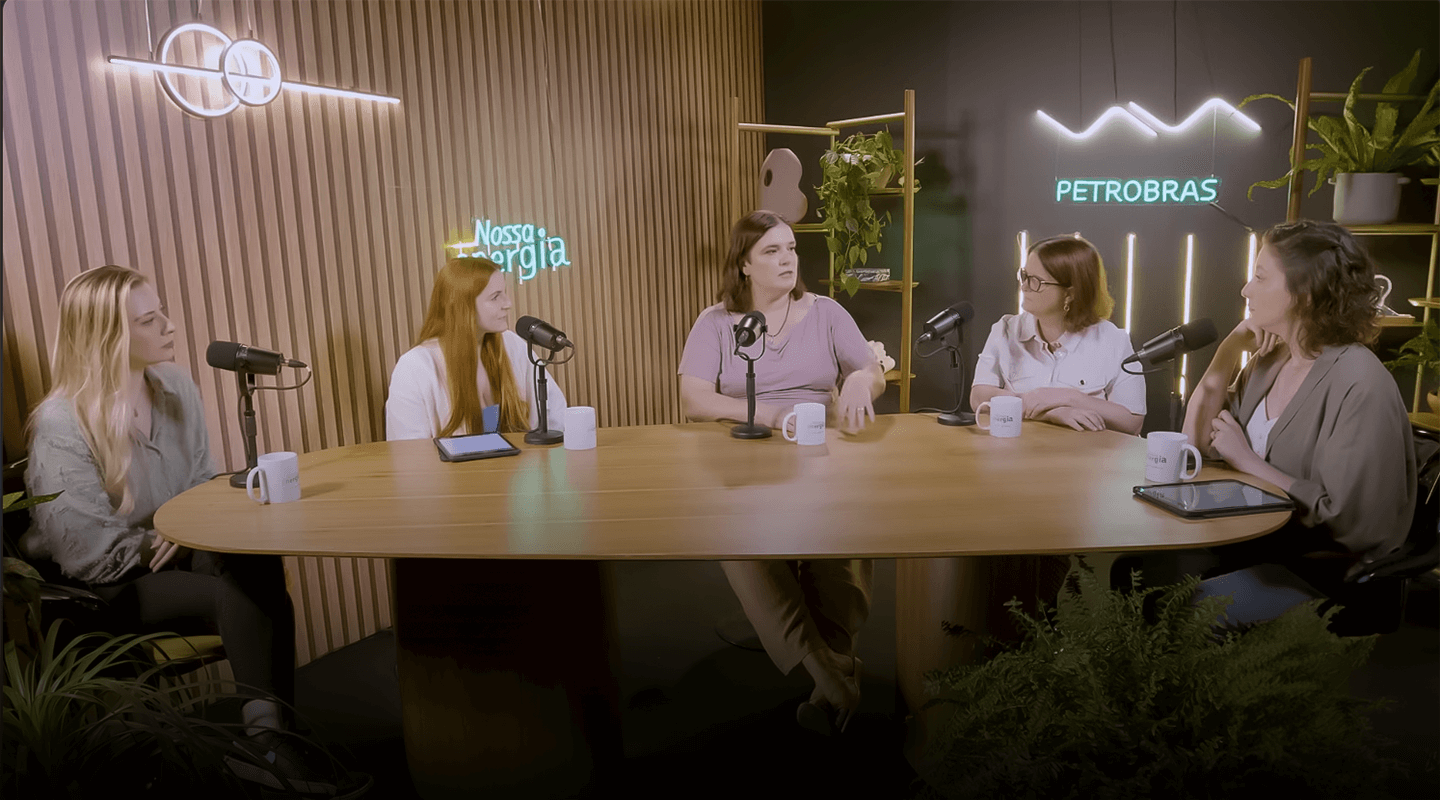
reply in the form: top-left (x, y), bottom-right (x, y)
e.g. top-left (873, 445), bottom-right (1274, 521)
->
top-left (1228, 343), bottom-right (1416, 560)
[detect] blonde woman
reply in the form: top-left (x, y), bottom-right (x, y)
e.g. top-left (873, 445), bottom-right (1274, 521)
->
top-left (21, 266), bottom-right (329, 792)
top-left (385, 257), bottom-right (566, 440)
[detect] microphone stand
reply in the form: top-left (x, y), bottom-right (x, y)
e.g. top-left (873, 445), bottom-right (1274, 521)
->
top-left (914, 329), bottom-right (975, 426)
top-left (228, 371), bottom-right (259, 488)
top-left (525, 346), bottom-right (565, 445)
top-left (730, 339), bottom-right (771, 440)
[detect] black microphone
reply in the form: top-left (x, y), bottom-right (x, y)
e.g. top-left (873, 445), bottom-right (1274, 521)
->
top-left (1123, 318), bottom-right (1218, 367)
top-left (515, 315), bottom-right (571, 350)
top-left (733, 310), bottom-right (767, 348)
top-left (917, 301), bottom-right (975, 343)
top-left (206, 341), bottom-right (307, 375)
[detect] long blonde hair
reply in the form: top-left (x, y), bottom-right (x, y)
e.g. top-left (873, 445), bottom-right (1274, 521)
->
top-left (416, 258), bottom-right (529, 435)
top-left (33, 265), bottom-right (149, 514)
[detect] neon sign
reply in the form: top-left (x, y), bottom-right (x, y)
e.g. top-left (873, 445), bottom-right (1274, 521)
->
top-left (449, 218), bottom-right (572, 282)
top-left (1036, 98), bottom-right (1260, 140)
top-left (1055, 177), bottom-right (1220, 204)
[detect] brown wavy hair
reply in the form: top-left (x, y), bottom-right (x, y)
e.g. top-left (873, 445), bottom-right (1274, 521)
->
top-left (718, 210), bottom-right (807, 313)
top-left (1028, 235), bottom-right (1114, 332)
top-left (416, 258), bottom-right (529, 435)
top-left (1261, 220), bottom-right (1381, 355)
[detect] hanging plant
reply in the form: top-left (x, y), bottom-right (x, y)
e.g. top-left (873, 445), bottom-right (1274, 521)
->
top-left (817, 130), bottom-right (915, 296)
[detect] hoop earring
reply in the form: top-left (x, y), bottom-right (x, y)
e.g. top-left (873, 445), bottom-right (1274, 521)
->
top-left (1064, 296), bottom-right (1072, 313)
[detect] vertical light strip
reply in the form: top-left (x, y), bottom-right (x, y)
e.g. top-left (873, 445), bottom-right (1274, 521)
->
top-left (1240, 232), bottom-right (1258, 368)
top-left (1124, 232), bottom-right (1136, 332)
top-left (1017, 230), bottom-right (1029, 314)
top-left (1179, 234), bottom-right (1196, 396)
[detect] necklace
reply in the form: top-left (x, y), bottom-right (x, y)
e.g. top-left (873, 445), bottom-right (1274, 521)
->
top-left (764, 294), bottom-right (794, 341)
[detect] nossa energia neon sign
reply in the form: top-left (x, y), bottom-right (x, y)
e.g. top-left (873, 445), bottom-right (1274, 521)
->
top-left (449, 218), bottom-right (572, 282)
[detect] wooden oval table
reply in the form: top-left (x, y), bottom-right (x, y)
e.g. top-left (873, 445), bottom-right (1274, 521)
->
top-left (156, 414), bottom-right (1289, 798)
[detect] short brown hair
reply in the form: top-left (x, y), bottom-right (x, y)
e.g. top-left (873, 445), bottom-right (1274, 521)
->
top-left (1261, 220), bottom-right (1380, 355)
top-left (1029, 235), bottom-right (1114, 332)
top-left (718, 210), bottom-right (807, 313)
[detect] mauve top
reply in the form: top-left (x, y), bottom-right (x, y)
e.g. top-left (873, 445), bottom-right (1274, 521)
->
top-left (678, 295), bottom-right (877, 409)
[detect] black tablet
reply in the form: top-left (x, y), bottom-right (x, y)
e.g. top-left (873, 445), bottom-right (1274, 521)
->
top-left (1133, 479), bottom-right (1294, 519)
top-left (434, 432), bottom-right (521, 463)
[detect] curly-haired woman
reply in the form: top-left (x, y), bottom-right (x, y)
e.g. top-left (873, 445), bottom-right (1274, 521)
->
top-left (1181, 220), bottom-right (1415, 587)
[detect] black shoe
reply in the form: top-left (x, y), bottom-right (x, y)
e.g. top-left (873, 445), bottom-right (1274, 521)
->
top-left (225, 730), bottom-right (356, 797)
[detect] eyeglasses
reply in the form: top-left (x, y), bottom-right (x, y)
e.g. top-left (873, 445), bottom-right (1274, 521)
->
top-left (1017, 269), bottom-right (1067, 292)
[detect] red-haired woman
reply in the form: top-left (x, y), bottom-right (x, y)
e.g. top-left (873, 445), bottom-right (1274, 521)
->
top-left (386, 257), bottom-right (566, 440)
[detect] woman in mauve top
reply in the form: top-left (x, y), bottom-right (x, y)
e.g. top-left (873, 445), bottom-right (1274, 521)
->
top-left (678, 210), bottom-right (885, 736)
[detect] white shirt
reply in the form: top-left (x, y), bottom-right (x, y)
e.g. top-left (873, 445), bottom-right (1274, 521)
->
top-left (972, 313), bottom-right (1146, 416)
top-left (1245, 395), bottom-right (1279, 456)
top-left (385, 330), bottom-right (567, 440)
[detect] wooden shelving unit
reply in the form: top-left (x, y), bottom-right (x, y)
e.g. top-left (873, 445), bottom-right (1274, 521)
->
top-left (1285, 57), bottom-right (1440, 411)
top-left (731, 90), bottom-right (920, 411)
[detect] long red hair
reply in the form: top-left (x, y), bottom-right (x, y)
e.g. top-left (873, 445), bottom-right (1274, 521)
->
top-left (416, 258), bottom-right (529, 435)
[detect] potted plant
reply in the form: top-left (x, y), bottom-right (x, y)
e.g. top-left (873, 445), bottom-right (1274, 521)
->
top-left (913, 562), bottom-right (1397, 800)
top-left (1385, 318), bottom-right (1440, 413)
top-left (817, 130), bottom-right (914, 296)
top-left (1242, 49), bottom-right (1440, 224)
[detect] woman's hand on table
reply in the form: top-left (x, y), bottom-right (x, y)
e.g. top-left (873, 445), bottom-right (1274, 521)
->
top-left (1021, 387), bottom-right (1083, 419)
top-left (1209, 410), bottom-right (1260, 472)
top-left (1043, 406), bottom-right (1105, 431)
top-left (836, 374), bottom-right (877, 433)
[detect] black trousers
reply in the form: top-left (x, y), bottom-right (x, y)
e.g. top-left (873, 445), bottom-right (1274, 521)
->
top-left (91, 550), bottom-right (296, 708)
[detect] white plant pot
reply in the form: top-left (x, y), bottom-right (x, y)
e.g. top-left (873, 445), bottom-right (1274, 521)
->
top-left (1332, 172), bottom-right (1409, 225)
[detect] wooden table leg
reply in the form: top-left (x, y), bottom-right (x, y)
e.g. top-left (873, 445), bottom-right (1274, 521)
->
top-left (392, 559), bottom-right (622, 799)
top-left (896, 555), bottom-right (1068, 775)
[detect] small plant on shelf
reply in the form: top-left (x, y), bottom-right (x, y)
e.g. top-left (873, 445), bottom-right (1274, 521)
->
top-left (817, 129), bottom-right (915, 296)
top-left (1240, 49), bottom-right (1440, 201)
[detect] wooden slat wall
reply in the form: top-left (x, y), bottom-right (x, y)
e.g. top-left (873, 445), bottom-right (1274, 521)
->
top-left (2, 0), bottom-right (763, 665)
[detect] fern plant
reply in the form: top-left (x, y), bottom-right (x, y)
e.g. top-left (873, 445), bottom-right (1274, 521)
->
top-left (1384, 318), bottom-right (1440, 373)
top-left (817, 130), bottom-right (912, 296)
top-left (916, 561), bottom-right (1397, 800)
top-left (1242, 49), bottom-right (1440, 200)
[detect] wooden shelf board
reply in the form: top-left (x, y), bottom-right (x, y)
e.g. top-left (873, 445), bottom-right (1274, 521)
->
top-left (819, 279), bottom-right (917, 293)
top-left (790, 223), bottom-right (825, 233)
top-left (884, 370), bottom-right (916, 383)
top-left (1411, 412), bottom-right (1440, 434)
top-left (1378, 315), bottom-right (1419, 327)
top-left (1409, 297), bottom-right (1440, 310)
top-left (1343, 223), bottom-right (1440, 236)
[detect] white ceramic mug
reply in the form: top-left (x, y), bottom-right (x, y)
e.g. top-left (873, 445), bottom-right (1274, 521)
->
top-left (975, 395), bottom-right (1023, 438)
top-left (781, 402), bottom-right (826, 445)
top-left (564, 406), bottom-right (597, 451)
top-left (246, 451), bottom-right (301, 504)
top-left (1146, 431), bottom-right (1201, 483)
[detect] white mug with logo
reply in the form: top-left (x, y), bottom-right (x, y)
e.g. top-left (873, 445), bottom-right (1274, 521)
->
top-left (975, 395), bottom-right (1023, 438)
top-left (246, 451), bottom-right (302, 504)
top-left (1146, 431), bottom-right (1201, 483)
top-left (564, 406), bottom-right (597, 451)
top-left (782, 402), bottom-right (826, 445)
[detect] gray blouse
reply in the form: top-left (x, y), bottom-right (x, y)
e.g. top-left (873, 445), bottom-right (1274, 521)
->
top-left (22, 362), bottom-right (217, 584)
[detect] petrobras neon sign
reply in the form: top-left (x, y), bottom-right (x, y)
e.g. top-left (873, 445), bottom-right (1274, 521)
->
top-left (1055, 177), bottom-right (1220, 205)
top-left (449, 218), bottom-right (572, 282)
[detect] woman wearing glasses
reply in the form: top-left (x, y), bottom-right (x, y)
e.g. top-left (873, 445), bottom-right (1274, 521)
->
top-left (971, 236), bottom-right (1145, 434)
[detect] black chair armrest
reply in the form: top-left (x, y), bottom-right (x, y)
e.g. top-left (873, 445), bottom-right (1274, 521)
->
top-left (37, 581), bottom-right (106, 610)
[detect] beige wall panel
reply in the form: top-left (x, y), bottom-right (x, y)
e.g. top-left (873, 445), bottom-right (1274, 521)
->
top-left (3, 0), bottom-right (762, 664)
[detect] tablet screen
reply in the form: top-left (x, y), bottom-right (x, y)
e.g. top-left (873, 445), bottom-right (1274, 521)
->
top-left (1135, 480), bottom-right (1291, 514)
top-left (437, 433), bottom-right (516, 459)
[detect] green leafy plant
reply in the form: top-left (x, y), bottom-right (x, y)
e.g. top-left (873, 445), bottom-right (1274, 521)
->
top-left (915, 562), bottom-right (1397, 800)
top-left (1241, 49), bottom-right (1440, 200)
top-left (3, 487), bottom-right (61, 662)
top-left (817, 130), bottom-right (914, 296)
top-left (1384, 318), bottom-right (1440, 373)
top-left (4, 622), bottom-right (365, 797)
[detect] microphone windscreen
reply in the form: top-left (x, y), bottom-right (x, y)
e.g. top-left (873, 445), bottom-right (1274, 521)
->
top-left (515, 316), bottom-right (539, 338)
top-left (206, 340), bottom-right (240, 370)
top-left (1180, 318), bottom-right (1218, 350)
top-left (951, 301), bottom-right (975, 325)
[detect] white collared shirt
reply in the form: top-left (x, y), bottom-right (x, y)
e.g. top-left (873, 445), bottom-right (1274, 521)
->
top-left (972, 312), bottom-right (1146, 416)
